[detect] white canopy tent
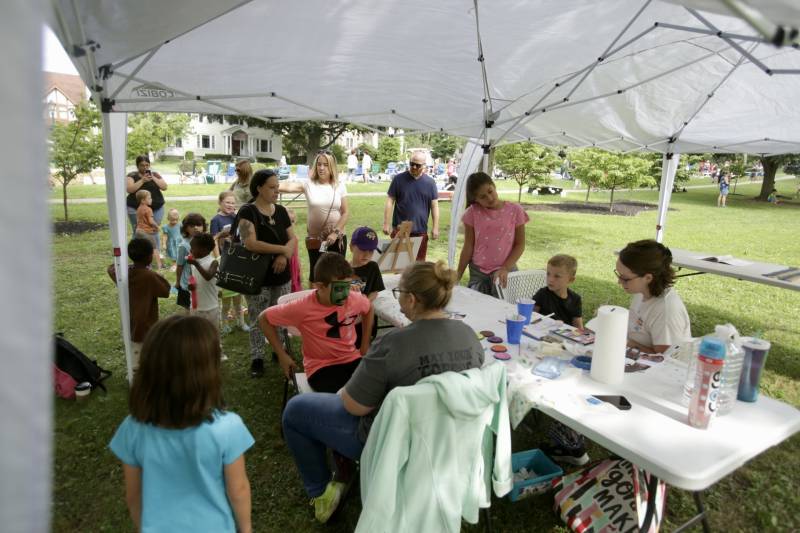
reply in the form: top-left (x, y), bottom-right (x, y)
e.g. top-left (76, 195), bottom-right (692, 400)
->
top-left (47, 0), bottom-right (800, 383)
top-left (1, 1), bottom-right (797, 531)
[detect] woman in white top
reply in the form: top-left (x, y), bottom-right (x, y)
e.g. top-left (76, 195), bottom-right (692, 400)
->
top-left (280, 151), bottom-right (349, 282)
top-left (616, 239), bottom-right (691, 353)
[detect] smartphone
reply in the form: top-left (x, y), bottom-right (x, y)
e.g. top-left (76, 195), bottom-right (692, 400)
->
top-left (592, 395), bottom-right (632, 410)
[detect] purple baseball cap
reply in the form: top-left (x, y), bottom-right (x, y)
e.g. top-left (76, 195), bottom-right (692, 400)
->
top-left (351, 226), bottom-right (379, 251)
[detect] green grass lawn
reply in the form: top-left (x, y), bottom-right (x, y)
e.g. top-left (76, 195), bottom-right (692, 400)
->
top-left (51, 181), bottom-right (799, 532)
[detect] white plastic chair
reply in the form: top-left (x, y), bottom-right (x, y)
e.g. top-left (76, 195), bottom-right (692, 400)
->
top-left (494, 269), bottom-right (547, 304)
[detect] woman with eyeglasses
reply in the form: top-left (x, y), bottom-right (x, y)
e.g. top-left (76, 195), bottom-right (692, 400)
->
top-left (280, 151), bottom-right (349, 282)
top-left (281, 261), bottom-right (484, 523)
top-left (616, 239), bottom-right (691, 354)
top-left (229, 160), bottom-right (253, 208)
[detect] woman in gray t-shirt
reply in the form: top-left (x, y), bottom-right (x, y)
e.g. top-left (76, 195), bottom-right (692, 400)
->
top-left (281, 261), bottom-right (484, 523)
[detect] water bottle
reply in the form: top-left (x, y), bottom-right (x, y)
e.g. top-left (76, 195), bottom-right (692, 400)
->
top-left (688, 337), bottom-right (726, 429)
top-left (715, 324), bottom-right (743, 415)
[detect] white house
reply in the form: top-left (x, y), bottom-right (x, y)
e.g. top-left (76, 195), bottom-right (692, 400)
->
top-left (162, 114), bottom-right (283, 161)
top-left (335, 130), bottom-right (379, 152)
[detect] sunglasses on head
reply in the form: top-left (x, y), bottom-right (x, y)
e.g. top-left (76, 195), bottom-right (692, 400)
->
top-left (317, 149), bottom-right (332, 155)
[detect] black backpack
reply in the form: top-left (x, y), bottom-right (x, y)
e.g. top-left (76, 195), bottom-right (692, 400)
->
top-left (54, 333), bottom-right (112, 393)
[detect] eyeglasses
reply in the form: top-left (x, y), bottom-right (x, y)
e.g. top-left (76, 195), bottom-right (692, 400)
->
top-left (392, 288), bottom-right (411, 299)
top-left (614, 269), bottom-right (641, 283)
top-left (409, 162), bottom-right (424, 169)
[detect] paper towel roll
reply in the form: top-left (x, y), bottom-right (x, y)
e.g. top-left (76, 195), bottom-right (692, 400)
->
top-left (590, 305), bottom-right (628, 385)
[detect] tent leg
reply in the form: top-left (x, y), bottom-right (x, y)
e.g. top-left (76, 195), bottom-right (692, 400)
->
top-left (655, 150), bottom-right (679, 242)
top-left (100, 111), bottom-right (134, 383)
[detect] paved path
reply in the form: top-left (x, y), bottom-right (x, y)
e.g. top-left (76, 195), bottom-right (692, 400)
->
top-left (48, 176), bottom-right (794, 204)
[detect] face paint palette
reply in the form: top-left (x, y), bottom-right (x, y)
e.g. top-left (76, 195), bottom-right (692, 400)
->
top-left (487, 336), bottom-right (503, 343)
top-left (491, 344), bottom-right (508, 353)
top-left (476, 332), bottom-right (485, 340)
top-left (480, 330), bottom-right (495, 338)
top-left (493, 352), bottom-right (511, 361)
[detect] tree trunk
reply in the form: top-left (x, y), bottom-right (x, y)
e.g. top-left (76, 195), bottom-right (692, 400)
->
top-left (518, 184), bottom-right (523, 203)
top-left (609, 186), bottom-right (615, 212)
top-left (584, 183), bottom-right (590, 204)
top-left (758, 156), bottom-right (780, 200)
top-left (62, 181), bottom-right (69, 221)
top-left (305, 131), bottom-right (323, 165)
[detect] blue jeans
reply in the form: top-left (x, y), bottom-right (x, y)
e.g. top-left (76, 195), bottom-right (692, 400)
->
top-left (282, 392), bottom-right (363, 497)
top-left (127, 205), bottom-right (164, 232)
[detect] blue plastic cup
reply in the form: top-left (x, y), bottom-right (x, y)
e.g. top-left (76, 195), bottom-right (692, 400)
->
top-left (506, 314), bottom-right (526, 345)
top-left (737, 338), bottom-right (770, 402)
top-left (516, 298), bottom-right (535, 325)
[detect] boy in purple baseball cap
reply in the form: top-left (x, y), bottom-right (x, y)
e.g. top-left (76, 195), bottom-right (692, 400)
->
top-left (349, 227), bottom-right (385, 347)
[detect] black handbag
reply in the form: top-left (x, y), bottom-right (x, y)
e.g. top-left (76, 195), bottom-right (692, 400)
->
top-left (216, 205), bottom-right (275, 295)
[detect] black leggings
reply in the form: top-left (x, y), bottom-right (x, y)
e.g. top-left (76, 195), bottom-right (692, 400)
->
top-left (307, 358), bottom-right (361, 393)
top-left (307, 236), bottom-right (347, 282)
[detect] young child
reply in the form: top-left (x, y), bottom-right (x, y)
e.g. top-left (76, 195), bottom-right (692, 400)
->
top-left (210, 192), bottom-right (248, 333)
top-left (767, 188), bottom-right (780, 205)
top-left (161, 208), bottom-right (182, 272)
top-left (186, 233), bottom-right (226, 361)
top-left (109, 315), bottom-right (254, 533)
top-left (259, 252), bottom-right (373, 393)
top-left (107, 237), bottom-right (171, 372)
top-left (287, 208), bottom-right (303, 293)
top-left (134, 190), bottom-right (163, 270)
top-left (349, 226), bottom-right (385, 347)
top-left (174, 213), bottom-right (207, 312)
top-left (533, 254), bottom-right (583, 329)
top-left (457, 171), bottom-right (529, 296)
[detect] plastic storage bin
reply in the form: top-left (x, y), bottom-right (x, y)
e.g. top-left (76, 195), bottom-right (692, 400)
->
top-left (508, 449), bottom-right (563, 501)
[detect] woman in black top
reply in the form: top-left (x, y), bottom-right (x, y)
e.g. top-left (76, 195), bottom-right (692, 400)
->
top-left (125, 155), bottom-right (168, 231)
top-left (237, 169), bottom-right (298, 377)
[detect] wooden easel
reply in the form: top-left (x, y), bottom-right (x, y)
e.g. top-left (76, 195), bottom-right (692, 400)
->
top-left (377, 221), bottom-right (415, 272)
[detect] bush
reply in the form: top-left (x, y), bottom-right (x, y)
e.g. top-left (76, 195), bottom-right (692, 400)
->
top-left (203, 153), bottom-right (233, 161)
top-left (330, 144), bottom-right (347, 165)
top-left (184, 150), bottom-right (194, 160)
top-left (256, 157), bottom-right (278, 165)
top-left (157, 155), bottom-right (184, 162)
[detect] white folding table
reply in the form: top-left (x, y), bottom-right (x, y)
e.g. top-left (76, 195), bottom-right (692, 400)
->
top-left (374, 282), bottom-right (800, 530)
top-left (670, 248), bottom-right (800, 292)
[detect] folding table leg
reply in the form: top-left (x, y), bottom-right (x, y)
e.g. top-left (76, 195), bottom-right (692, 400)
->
top-left (672, 491), bottom-right (711, 533)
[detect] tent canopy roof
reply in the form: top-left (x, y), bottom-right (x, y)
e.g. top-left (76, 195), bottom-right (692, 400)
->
top-left (51, 0), bottom-right (800, 154)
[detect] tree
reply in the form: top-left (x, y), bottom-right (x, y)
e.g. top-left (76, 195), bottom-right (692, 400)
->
top-left (571, 148), bottom-right (608, 203)
top-left (495, 142), bottom-right (558, 202)
top-left (758, 154), bottom-right (797, 200)
top-left (376, 136), bottom-right (401, 168)
top-left (571, 149), bottom-right (653, 210)
top-left (127, 113), bottom-right (190, 160)
top-left (642, 152), bottom-right (692, 191)
top-left (49, 101), bottom-right (103, 221)
top-left (599, 153), bottom-right (653, 211)
top-left (429, 133), bottom-right (464, 160)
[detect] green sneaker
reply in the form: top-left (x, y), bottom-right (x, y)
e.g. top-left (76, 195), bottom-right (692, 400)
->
top-left (311, 481), bottom-right (345, 523)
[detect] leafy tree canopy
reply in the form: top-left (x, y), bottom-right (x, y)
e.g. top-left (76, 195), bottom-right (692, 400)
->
top-left (49, 100), bottom-right (103, 220)
top-left (127, 113), bottom-right (190, 160)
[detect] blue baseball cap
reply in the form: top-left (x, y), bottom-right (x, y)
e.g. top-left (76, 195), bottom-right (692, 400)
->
top-left (351, 226), bottom-right (379, 251)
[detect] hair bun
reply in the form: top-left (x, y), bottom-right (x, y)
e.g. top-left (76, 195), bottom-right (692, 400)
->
top-left (432, 260), bottom-right (456, 290)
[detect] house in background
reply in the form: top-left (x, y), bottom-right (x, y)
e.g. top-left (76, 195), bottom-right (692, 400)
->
top-left (162, 114), bottom-right (283, 161)
top-left (336, 130), bottom-right (379, 153)
top-left (44, 71), bottom-right (88, 126)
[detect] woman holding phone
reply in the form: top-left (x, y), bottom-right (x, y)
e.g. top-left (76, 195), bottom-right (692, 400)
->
top-left (126, 155), bottom-right (168, 230)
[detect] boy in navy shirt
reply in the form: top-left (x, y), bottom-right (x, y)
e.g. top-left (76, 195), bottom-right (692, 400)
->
top-left (533, 254), bottom-right (583, 329)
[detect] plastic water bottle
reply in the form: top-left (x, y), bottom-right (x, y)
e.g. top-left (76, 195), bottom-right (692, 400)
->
top-left (688, 337), bottom-right (726, 429)
top-left (715, 324), bottom-right (743, 415)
